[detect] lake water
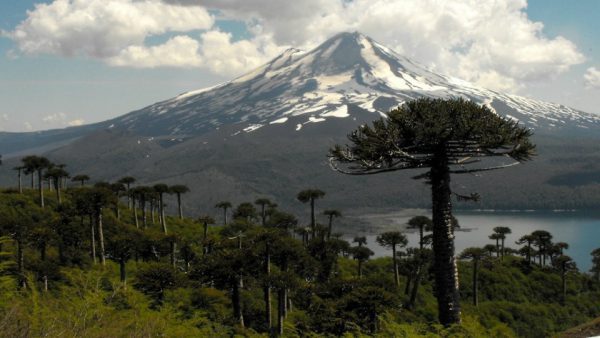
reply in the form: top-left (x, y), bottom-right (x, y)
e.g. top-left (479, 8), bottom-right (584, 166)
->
top-left (346, 210), bottom-right (600, 272)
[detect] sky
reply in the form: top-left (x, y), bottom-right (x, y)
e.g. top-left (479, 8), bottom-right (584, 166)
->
top-left (0, 0), bottom-right (598, 132)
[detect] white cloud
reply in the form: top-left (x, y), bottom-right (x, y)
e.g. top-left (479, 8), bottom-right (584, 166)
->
top-left (5, 0), bottom-right (586, 91)
top-left (175, 0), bottom-right (585, 92)
top-left (6, 0), bottom-right (213, 59)
top-left (23, 122), bottom-right (33, 131)
top-left (108, 35), bottom-right (203, 68)
top-left (42, 112), bottom-right (67, 122)
top-left (67, 119), bottom-right (85, 126)
top-left (584, 67), bottom-right (600, 89)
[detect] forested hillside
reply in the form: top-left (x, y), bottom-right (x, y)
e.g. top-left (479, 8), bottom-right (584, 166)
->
top-left (0, 158), bottom-right (599, 337)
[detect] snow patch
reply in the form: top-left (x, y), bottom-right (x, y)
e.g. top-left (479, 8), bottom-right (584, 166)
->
top-left (321, 105), bottom-right (349, 118)
top-left (243, 124), bottom-right (264, 133)
top-left (270, 117), bottom-right (288, 124)
top-left (296, 124), bottom-right (302, 131)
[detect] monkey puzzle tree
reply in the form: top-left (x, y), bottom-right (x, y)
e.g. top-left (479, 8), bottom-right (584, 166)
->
top-left (255, 198), bottom-right (273, 226)
top-left (297, 189), bottom-right (325, 239)
top-left (22, 155), bottom-right (52, 207)
top-left (329, 98), bottom-right (535, 325)
top-left (170, 184), bottom-right (189, 219)
top-left (459, 247), bottom-right (488, 306)
top-left (13, 166), bottom-right (24, 193)
top-left (71, 174), bottom-right (90, 187)
top-left (117, 176), bottom-right (136, 209)
top-left (45, 166), bottom-right (69, 204)
top-left (215, 201), bottom-right (232, 225)
top-left (407, 216), bottom-right (432, 250)
top-left (492, 226), bottom-right (511, 259)
top-left (376, 231), bottom-right (408, 287)
top-left (323, 209), bottom-right (342, 240)
top-left (516, 234), bottom-right (535, 265)
top-left (153, 184), bottom-right (170, 234)
top-left (352, 245), bottom-right (374, 278)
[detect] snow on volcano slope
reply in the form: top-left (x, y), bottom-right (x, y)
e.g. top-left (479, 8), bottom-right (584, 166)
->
top-left (110, 32), bottom-right (600, 136)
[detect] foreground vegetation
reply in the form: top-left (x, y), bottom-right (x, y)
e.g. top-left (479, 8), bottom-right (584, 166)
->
top-left (0, 182), bottom-right (599, 337)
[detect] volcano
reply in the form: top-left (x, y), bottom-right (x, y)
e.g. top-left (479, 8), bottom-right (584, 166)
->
top-left (2, 32), bottom-right (600, 216)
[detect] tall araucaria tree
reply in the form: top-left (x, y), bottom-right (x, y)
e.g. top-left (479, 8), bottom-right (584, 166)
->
top-left (44, 166), bottom-right (69, 204)
top-left (13, 166), bottom-right (24, 193)
top-left (492, 226), bottom-right (512, 259)
top-left (255, 198), bottom-right (274, 226)
top-left (215, 201), bottom-right (232, 225)
top-left (170, 185), bottom-right (189, 219)
top-left (297, 189), bottom-right (325, 239)
top-left (329, 98), bottom-right (535, 325)
top-left (407, 216), bottom-right (432, 250)
top-left (323, 209), bottom-right (342, 240)
top-left (153, 184), bottom-right (170, 234)
top-left (376, 231), bottom-right (408, 287)
top-left (118, 176), bottom-right (136, 209)
top-left (71, 174), bottom-right (90, 187)
top-left (22, 155), bottom-right (52, 208)
top-left (459, 247), bottom-right (488, 306)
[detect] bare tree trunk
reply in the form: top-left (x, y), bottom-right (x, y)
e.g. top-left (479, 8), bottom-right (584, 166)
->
top-left (160, 194), bottom-right (167, 234)
top-left (310, 198), bottom-right (316, 239)
top-left (392, 245), bottom-right (399, 287)
top-left (232, 281), bottom-right (244, 328)
top-left (409, 262), bottom-right (422, 309)
top-left (17, 169), bottom-right (22, 193)
top-left (90, 215), bottom-right (97, 264)
top-left (264, 242), bottom-right (272, 329)
top-left (277, 288), bottom-right (285, 335)
top-left (97, 209), bottom-right (106, 266)
top-left (133, 200), bottom-right (139, 229)
top-left (177, 193), bottom-right (183, 219)
top-left (430, 151), bottom-right (461, 325)
top-left (38, 170), bottom-right (44, 208)
top-left (120, 259), bottom-right (127, 288)
top-left (473, 259), bottom-right (479, 306)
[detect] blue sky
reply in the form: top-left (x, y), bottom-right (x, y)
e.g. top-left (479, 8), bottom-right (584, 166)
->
top-left (0, 0), bottom-right (598, 132)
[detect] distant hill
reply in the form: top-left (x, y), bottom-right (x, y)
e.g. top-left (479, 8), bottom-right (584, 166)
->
top-left (2, 32), bottom-right (600, 216)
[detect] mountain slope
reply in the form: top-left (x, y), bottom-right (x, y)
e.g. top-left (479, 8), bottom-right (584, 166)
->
top-left (107, 31), bottom-right (600, 137)
top-left (2, 32), bottom-right (600, 216)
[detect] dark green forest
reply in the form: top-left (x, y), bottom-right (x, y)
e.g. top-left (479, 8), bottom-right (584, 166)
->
top-left (0, 157), bottom-right (599, 337)
top-left (2, 100), bottom-right (600, 337)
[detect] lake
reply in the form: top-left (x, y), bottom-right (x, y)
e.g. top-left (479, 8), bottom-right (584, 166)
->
top-left (346, 210), bottom-right (600, 272)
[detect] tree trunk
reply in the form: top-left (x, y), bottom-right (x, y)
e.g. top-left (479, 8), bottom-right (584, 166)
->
top-left (43, 275), bottom-right (48, 292)
top-left (133, 200), bottom-right (139, 229)
top-left (430, 151), bottom-right (461, 325)
top-left (358, 260), bottom-right (363, 278)
top-left (404, 274), bottom-right (412, 295)
top-left (327, 215), bottom-right (333, 240)
top-left (150, 201), bottom-right (156, 224)
top-left (120, 259), bottom-right (127, 288)
top-left (97, 209), bottom-right (106, 266)
top-left (264, 242), bottom-right (272, 329)
top-left (501, 238), bottom-right (505, 259)
top-left (232, 280), bottom-right (244, 328)
top-left (40, 242), bottom-right (46, 261)
top-left (419, 225), bottom-right (424, 250)
top-left (142, 202), bottom-right (148, 228)
top-left (177, 193), bottom-right (183, 219)
top-left (170, 241), bottom-right (176, 268)
top-left (261, 205), bottom-right (266, 226)
top-left (17, 169), bottom-right (22, 193)
top-left (409, 262), bottom-right (422, 309)
top-left (30, 172), bottom-right (34, 189)
top-left (277, 288), bottom-right (285, 335)
top-left (55, 180), bottom-right (61, 204)
top-left (561, 265), bottom-right (567, 305)
top-left (203, 222), bottom-right (208, 242)
top-left (495, 238), bottom-right (500, 258)
top-left (310, 198), bottom-right (316, 239)
top-left (224, 208), bottom-right (228, 225)
top-left (126, 184), bottom-right (131, 210)
top-left (38, 169), bottom-right (44, 208)
top-left (392, 245), bottom-right (399, 287)
top-left (473, 259), bottom-right (479, 306)
top-left (90, 215), bottom-right (97, 264)
top-left (160, 194), bottom-right (167, 234)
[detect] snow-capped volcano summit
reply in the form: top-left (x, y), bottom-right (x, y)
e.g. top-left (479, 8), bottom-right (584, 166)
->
top-left (111, 31), bottom-right (600, 136)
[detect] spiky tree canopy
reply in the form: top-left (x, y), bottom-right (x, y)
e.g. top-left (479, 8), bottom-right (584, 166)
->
top-left (215, 201), bottom-right (232, 209)
top-left (376, 231), bottom-right (408, 249)
top-left (323, 209), bottom-right (342, 217)
top-left (296, 189), bottom-right (325, 203)
top-left (459, 247), bottom-right (487, 261)
top-left (170, 185), bottom-right (190, 194)
top-left (329, 98), bottom-right (535, 176)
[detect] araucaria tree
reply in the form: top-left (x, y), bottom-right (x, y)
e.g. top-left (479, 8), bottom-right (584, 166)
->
top-left (297, 189), bottom-right (325, 239)
top-left (329, 98), bottom-right (535, 325)
top-left (376, 231), bottom-right (408, 286)
top-left (170, 184), bottom-right (189, 219)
